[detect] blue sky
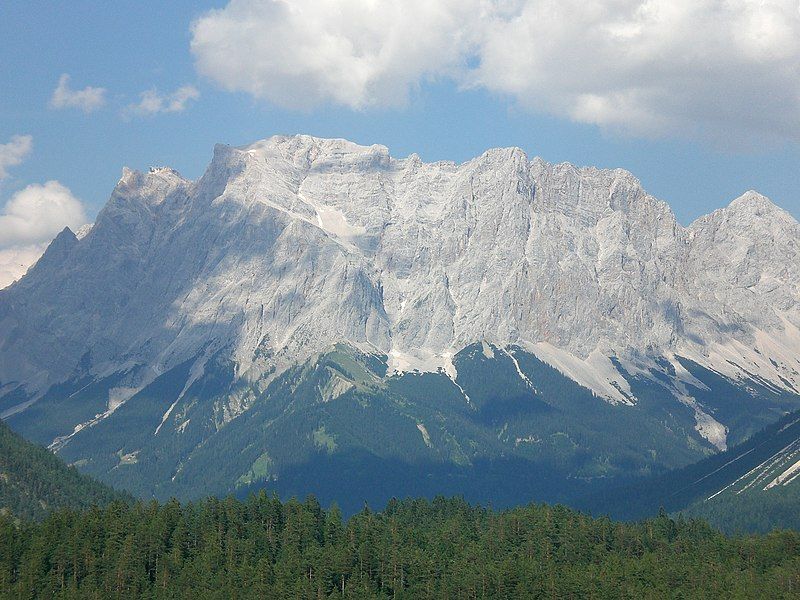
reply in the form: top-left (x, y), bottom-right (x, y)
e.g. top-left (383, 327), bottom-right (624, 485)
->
top-left (1, 1), bottom-right (799, 286)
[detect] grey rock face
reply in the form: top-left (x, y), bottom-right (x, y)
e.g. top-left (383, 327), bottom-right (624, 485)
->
top-left (1, 135), bottom-right (798, 452)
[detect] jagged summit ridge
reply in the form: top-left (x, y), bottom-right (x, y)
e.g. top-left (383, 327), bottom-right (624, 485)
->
top-left (1, 135), bottom-right (799, 453)
top-left (726, 189), bottom-right (783, 212)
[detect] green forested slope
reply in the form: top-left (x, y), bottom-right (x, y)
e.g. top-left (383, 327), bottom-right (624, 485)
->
top-left (1, 495), bottom-right (799, 599)
top-left (0, 419), bottom-right (128, 521)
top-left (579, 408), bottom-right (800, 533)
top-left (682, 484), bottom-right (800, 535)
top-left (17, 343), bottom-right (796, 515)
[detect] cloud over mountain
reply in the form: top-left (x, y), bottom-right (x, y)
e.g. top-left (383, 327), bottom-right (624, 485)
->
top-left (191, 0), bottom-right (800, 143)
top-left (0, 181), bottom-right (88, 288)
top-left (191, 0), bottom-right (473, 109)
top-left (126, 85), bottom-right (200, 116)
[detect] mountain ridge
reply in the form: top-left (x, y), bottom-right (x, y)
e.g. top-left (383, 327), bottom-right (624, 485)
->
top-left (1, 134), bottom-right (798, 503)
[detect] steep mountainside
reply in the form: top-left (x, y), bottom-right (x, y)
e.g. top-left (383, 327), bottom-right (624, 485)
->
top-left (682, 478), bottom-right (800, 534)
top-left (679, 408), bottom-right (800, 534)
top-left (581, 407), bottom-right (800, 532)
top-left (0, 135), bottom-right (798, 506)
top-left (0, 419), bottom-right (127, 520)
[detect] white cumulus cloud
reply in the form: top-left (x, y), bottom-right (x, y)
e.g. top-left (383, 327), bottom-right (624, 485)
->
top-left (49, 74), bottom-right (107, 113)
top-left (0, 181), bottom-right (88, 288)
top-left (190, 0), bottom-right (480, 109)
top-left (0, 244), bottom-right (49, 289)
top-left (190, 0), bottom-right (800, 142)
top-left (0, 135), bottom-right (33, 180)
top-left (126, 85), bottom-right (200, 116)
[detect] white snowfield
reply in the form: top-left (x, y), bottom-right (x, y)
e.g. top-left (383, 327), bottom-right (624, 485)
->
top-left (1, 135), bottom-right (799, 451)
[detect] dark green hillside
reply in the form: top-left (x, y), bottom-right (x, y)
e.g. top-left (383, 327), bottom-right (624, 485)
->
top-left (0, 419), bottom-right (129, 521)
top-left (580, 408), bottom-right (800, 532)
top-left (682, 484), bottom-right (800, 535)
top-left (1, 495), bottom-right (799, 599)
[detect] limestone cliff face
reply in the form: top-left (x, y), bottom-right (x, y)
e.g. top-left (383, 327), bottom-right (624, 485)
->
top-left (1, 135), bottom-right (798, 452)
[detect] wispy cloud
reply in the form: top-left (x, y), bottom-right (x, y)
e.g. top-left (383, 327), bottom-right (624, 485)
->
top-left (49, 74), bottom-right (107, 113)
top-left (191, 0), bottom-right (800, 144)
top-left (0, 135), bottom-right (33, 180)
top-left (126, 85), bottom-right (200, 116)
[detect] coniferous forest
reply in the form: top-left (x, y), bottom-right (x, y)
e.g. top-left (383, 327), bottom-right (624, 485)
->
top-left (0, 421), bottom-right (129, 521)
top-left (1, 494), bottom-right (799, 599)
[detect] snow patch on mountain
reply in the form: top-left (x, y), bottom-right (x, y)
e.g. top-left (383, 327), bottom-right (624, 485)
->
top-left (387, 348), bottom-right (456, 379)
top-left (765, 457), bottom-right (800, 490)
top-left (528, 343), bottom-right (635, 405)
top-left (502, 347), bottom-right (537, 392)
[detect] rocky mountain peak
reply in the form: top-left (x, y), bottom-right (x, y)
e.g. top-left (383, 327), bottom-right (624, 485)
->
top-left (1, 136), bottom-right (798, 451)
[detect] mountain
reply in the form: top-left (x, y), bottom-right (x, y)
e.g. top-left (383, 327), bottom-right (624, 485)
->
top-left (0, 135), bottom-right (799, 508)
top-left (581, 407), bottom-right (800, 533)
top-left (0, 419), bottom-right (127, 520)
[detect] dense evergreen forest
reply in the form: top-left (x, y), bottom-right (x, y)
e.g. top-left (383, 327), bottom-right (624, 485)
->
top-left (3, 378), bottom-right (800, 597)
top-left (1, 494), bottom-right (799, 599)
top-left (0, 420), bottom-right (128, 521)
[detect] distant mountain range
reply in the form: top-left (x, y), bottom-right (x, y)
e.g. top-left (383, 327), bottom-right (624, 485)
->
top-left (1, 135), bottom-right (798, 509)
